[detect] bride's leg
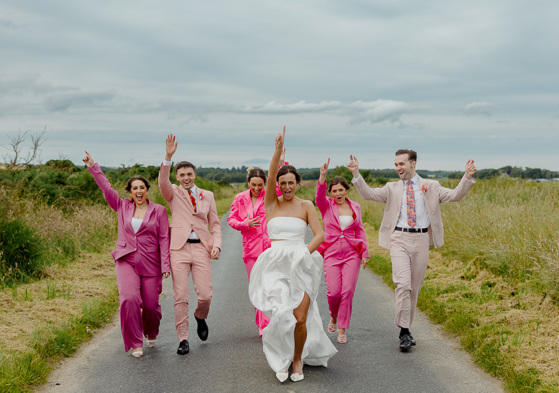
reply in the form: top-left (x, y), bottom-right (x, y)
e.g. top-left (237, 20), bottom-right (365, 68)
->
top-left (292, 292), bottom-right (310, 374)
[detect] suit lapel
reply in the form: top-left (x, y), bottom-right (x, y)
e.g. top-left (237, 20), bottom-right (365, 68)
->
top-left (419, 177), bottom-right (436, 211)
top-left (124, 200), bottom-right (136, 236)
top-left (327, 198), bottom-right (341, 227)
top-left (395, 180), bottom-right (404, 210)
top-left (240, 191), bottom-right (252, 219)
top-left (136, 201), bottom-right (155, 233)
top-left (253, 191), bottom-right (264, 218)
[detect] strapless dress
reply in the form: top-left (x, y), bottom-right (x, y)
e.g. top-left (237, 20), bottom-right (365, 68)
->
top-left (248, 217), bottom-right (337, 372)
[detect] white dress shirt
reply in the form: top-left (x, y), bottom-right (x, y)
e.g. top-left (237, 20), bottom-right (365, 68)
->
top-left (396, 175), bottom-right (431, 229)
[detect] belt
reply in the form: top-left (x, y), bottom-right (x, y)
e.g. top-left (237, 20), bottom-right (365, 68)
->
top-left (187, 238), bottom-right (201, 243)
top-left (395, 227), bottom-right (428, 233)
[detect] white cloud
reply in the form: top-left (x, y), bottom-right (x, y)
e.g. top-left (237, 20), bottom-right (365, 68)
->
top-left (462, 102), bottom-right (496, 116)
top-left (44, 90), bottom-right (116, 112)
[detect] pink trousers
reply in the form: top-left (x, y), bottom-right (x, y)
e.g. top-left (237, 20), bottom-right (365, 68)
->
top-left (115, 258), bottom-right (163, 352)
top-left (389, 230), bottom-right (430, 329)
top-left (323, 238), bottom-right (361, 330)
top-left (244, 257), bottom-right (270, 335)
top-left (170, 242), bottom-right (212, 341)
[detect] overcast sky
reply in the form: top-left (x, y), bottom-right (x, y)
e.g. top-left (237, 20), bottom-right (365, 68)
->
top-left (1, 0), bottom-right (558, 171)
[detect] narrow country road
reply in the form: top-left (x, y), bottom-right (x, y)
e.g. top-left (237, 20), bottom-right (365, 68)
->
top-left (38, 214), bottom-right (505, 393)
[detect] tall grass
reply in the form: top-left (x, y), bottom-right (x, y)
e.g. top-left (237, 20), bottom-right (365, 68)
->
top-left (0, 186), bottom-right (116, 286)
top-left (439, 179), bottom-right (559, 297)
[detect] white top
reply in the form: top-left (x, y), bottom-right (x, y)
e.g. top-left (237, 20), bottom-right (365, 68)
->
top-left (397, 175), bottom-right (431, 229)
top-left (131, 217), bottom-right (143, 234)
top-left (339, 215), bottom-right (353, 230)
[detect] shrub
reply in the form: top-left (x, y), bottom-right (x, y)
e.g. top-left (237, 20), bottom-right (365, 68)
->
top-left (0, 219), bottom-right (45, 284)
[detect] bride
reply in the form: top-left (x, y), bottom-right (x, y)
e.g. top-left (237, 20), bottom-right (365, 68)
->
top-left (248, 127), bottom-right (337, 383)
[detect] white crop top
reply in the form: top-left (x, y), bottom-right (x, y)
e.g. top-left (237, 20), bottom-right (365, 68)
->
top-left (131, 217), bottom-right (143, 234)
top-left (339, 215), bottom-right (353, 230)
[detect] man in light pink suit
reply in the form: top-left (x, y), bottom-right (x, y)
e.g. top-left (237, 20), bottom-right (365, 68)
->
top-left (158, 134), bottom-right (222, 355)
top-left (347, 150), bottom-right (476, 352)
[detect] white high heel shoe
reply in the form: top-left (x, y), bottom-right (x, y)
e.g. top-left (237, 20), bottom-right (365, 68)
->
top-left (290, 361), bottom-right (304, 382)
top-left (275, 371), bottom-right (289, 383)
top-left (290, 372), bottom-right (304, 382)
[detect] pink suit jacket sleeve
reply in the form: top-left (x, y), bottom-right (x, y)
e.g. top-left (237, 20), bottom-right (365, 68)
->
top-left (227, 192), bottom-right (251, 231)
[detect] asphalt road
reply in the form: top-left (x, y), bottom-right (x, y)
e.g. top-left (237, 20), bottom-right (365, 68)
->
top-left (38, 214), bottom-right (505, 393)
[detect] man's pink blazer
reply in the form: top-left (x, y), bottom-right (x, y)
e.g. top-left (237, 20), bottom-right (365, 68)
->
top-left (227, 189), bottom-right (271, 260)
top-left (158, 164), bottom-right (222, 253)
top-left (353, 175), bottom-right (475, 249)
top-left (89, 163), bottom-right (170, 276)
top-left (315, 181), bottom-right (370, 260)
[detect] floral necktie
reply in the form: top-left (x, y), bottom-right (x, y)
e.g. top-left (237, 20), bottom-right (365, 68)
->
top-left (406, 180), bottom-right (416, 227)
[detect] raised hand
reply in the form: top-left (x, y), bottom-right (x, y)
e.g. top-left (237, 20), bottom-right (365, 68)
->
top-left (275, 126), bottom-right (286, 150)
top-left (82, 150), bottom-right (95, 168)
top-left (319, 158), bottom-right (330, 183)
top-left (464, 159), bottom-right (477, 179)
top-left (165, 133), bottom-right (178, 160)
top-left (347, 155), bottom-right (360, 177)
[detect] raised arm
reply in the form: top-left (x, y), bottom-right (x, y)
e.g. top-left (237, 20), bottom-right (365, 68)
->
top-left (438, 159), bottom-right (477, 203)
top-left (158, 134), bottom-right (178, 202)
top-left (347, 154), bottom-right (389, 203)
top-left (265, 126), bottom-right (285, 208)
top-left (315, 158), bottom-right (330, 214)
top-left (83, 151), bottom-right (121, 212)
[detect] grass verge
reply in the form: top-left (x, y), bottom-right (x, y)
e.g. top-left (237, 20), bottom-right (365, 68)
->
top-left (0, 251), bottom-right (118, 393)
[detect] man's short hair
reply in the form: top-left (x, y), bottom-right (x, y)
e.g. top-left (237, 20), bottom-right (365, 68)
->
top-left (176, 161), bottom-right (196, 172)
top-left (395, 149), bottom-right (417, 162)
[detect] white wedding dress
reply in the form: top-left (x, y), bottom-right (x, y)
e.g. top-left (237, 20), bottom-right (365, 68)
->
top-left (248, 217), bottom-right (338, 373)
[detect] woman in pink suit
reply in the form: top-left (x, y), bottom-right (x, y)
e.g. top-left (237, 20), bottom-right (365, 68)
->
top-left (315, 158), bottom-right (369, 344)
top-left (227, 168), bottom-right (271, 336)
top-left (83, 151), bottom-right (170, 358)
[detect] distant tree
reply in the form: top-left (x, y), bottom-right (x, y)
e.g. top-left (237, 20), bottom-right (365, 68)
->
top-left (2, 128), bottom-right (47, 167)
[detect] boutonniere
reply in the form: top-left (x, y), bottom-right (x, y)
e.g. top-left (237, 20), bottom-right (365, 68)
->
top-left (421, 185), bottom-right (428, 193)
top-left (199, 191), bottom-right (205, 200)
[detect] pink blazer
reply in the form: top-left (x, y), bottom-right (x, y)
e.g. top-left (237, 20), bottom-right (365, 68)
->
top-left (89, 163), bottom-right (170, 276)
top-left (227, 189), bottom-right (271, 260)
top-left (353, 175), bottom-right (475, 249)
top-left (315, 181), bottom-right (370, 260)
top-left (158, 164), bottom-right (222, 253)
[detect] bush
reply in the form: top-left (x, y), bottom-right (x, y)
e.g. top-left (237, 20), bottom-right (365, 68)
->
top-left (0, 219), bottom-right (45, 284)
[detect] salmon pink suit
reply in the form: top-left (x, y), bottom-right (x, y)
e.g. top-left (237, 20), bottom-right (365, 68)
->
top-left (227, 189), bottom-right (271, 335)
top-left (315, 181), bottom-right (369, 330)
